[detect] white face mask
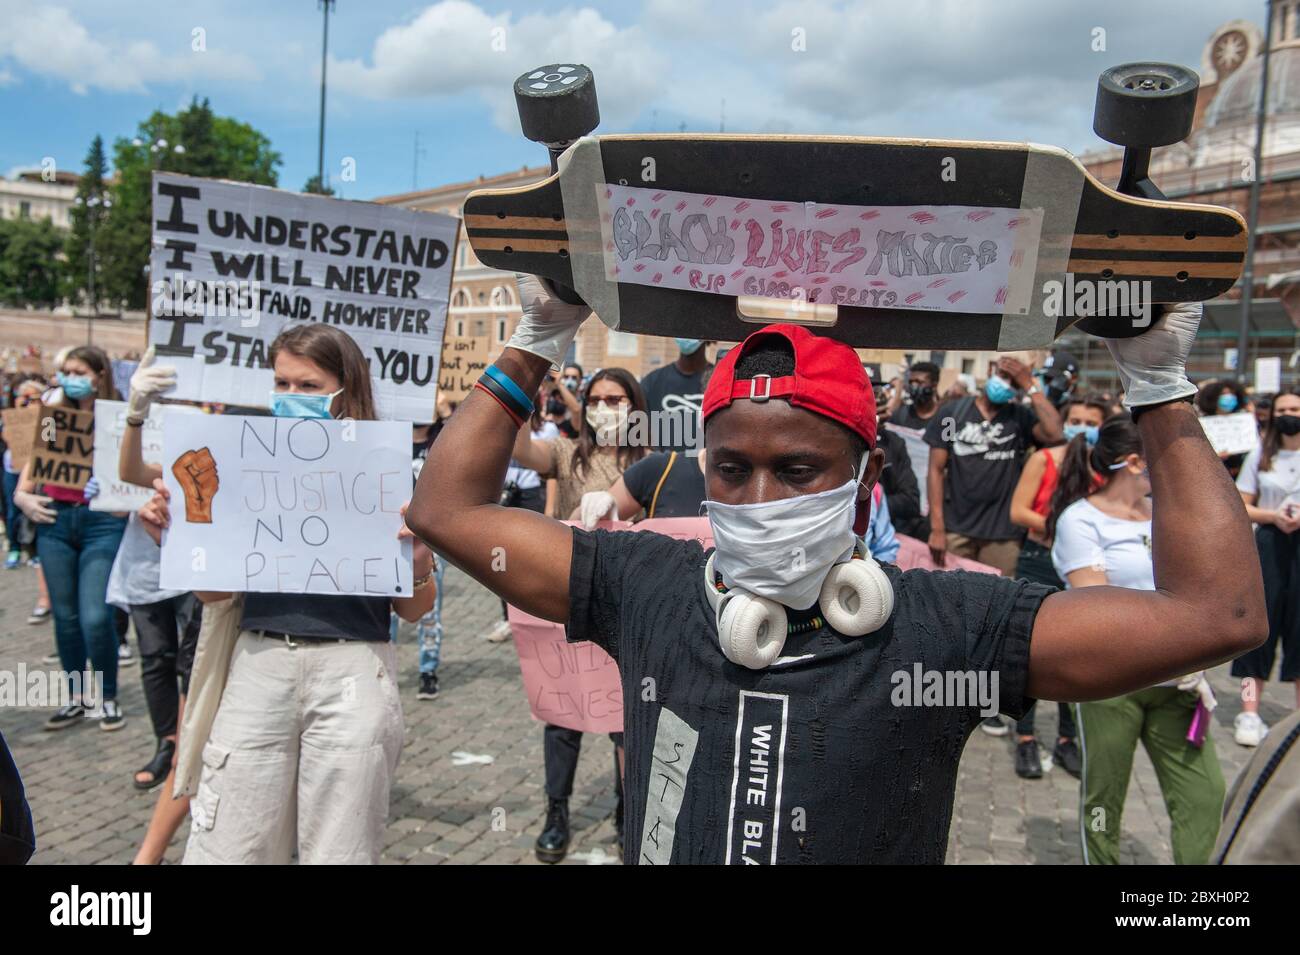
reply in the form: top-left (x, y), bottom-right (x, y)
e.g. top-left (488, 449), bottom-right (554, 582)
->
top-left (585, 403), bottom-right (624, 443)
top-left (704, 455), bottom-right (865, 611)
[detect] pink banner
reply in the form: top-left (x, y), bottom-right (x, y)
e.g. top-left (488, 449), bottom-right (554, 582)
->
top-left (507, 521), bottom-right (996, 732)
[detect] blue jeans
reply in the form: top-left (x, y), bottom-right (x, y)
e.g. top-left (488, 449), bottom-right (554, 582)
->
top-left (389, 558), bottom-right (445, 675)
top-left (2, 469), bottom-right (21, 553)
top-left (36, 504), bottom-right (126, 700)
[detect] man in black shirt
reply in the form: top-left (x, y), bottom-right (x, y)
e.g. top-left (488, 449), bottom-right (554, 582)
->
top-left (639, 339), bottom-right (712, 453)
top-left (886, 360), bottom-right (942, 431)
top-left (925, 357), bottom-right (1062, 577)
top-left (409, 279), bottom-right (1266, 864)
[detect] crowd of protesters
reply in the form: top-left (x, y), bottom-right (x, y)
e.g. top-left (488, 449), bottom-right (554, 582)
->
top-left (1, 300), bottom-right (1297, 866)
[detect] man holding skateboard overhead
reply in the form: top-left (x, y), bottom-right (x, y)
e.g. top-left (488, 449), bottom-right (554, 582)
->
top-left (407, 275), bottom-right (1266, 864)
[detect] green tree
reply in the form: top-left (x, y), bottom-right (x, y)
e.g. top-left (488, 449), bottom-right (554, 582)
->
top-left (63, 134), bottom-right (111, 309)
top-left (302, 174), bottom-right (335, 196)
top-left (97, 97), bottom-right (282, 310)
top-left (0, 217), bottom-right (66, 307)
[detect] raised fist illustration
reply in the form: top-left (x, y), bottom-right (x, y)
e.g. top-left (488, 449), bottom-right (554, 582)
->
top-left (171, 447), bottom-right (219, 524)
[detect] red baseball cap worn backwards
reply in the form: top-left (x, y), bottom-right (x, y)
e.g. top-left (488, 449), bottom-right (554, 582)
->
top-left (701, 324), bottom-right (877, 447)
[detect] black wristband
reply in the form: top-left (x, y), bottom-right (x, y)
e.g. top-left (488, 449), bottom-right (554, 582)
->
top-left (1130, 394), bottom-right (1194, 423)
top-left (477, 372), bottom-right (531, 422)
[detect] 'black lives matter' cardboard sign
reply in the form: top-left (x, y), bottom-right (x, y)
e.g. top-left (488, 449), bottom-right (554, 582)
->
top-left (148, 172), bottom-right (459, 422)
top-left (30, 407), bottom-right (95, 492)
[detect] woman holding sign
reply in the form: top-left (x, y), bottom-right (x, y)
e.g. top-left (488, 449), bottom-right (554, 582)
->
top-left (138, 324), bottom-right (435, 865)
top-left (1232, 387), bottom-right (1300, 747)
top-left (12, 346), bottom-right (128, 731)
top-left (509, 367), bottom-right (647, 862)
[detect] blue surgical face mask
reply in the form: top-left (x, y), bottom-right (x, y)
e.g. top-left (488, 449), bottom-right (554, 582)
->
top-left (675, 338), bottom-right (703, 357)
top-left (58, 372), bottom-right (95, 400)
top-left (1217, 393), bottom-right (1239, 413)
top-left (1063, 423), bottom-right (1100, 447)
top-left (270, 388), bottom-right (343, 419)
top-left (984, 376), bottom-right (1016, 405)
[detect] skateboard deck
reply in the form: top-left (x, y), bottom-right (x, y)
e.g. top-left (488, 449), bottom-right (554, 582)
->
top-left (463, 134), bottom-right (1246, 350)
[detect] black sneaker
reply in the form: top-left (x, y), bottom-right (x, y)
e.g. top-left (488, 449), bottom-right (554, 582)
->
top-left (45, 702), bottom-right (85, 731)
top-left (979, 716), bottom-right (1009, 737)
top-left (1014, 739), bottom-right (1043, 779)
top-left (417, 672), bottom-right (439, 700)
top-left (100, 699), bottom-right (125, 732)
top-left (1053, 738), bottom-right (1083, 779)
top-left (534, 797), bottom-right (570, 864)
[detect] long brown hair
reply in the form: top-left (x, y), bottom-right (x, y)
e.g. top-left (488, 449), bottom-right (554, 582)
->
top-left (58, 345), bottom-right (120, 404)
top-left (1046, 414), bottom-right (1142, 540)
top-left (1259, 385), bottom-right (1300, 473)
top-left (573, 366), bottom-right (647, 479)
top-left (268, 324), bottom-right (377, 421)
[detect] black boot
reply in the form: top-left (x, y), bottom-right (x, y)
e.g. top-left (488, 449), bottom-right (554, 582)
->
top-left (534, 797), bottom-right (570, 864)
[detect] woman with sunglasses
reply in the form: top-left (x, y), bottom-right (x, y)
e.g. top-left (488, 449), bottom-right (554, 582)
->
top-left (510, 366), bottom-right (649, 863)
top-left (1232, 385), bottom-right (1300, 747)
top-left (1049, 415), bottom-right (1225, 864)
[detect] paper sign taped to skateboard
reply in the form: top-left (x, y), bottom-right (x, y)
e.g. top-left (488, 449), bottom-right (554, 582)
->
top-left (148, 172), bottom-right (458, 423)
top-left (159, 412), bottom-right (414, 595)
top-left (598, 183), bottom-right (1043, 316)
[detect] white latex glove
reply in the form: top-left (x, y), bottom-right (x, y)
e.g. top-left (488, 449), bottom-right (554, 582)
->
top-left (1176, 671), bottom-right (1218, 712)
top-left (508, 273), bottom-right (592, 370)
top-left (127, 346), bottom-right (177, 422)
top-left (578, 490), bottom-right (617, 529)
top-left (1102, 302), bottom-right (1200, 411)
top-left (14, 489), bottom-right (56, 524)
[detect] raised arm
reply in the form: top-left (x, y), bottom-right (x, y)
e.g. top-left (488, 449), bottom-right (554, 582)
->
top-left (1009, 450), bottom-right (1048, 535)
top-left (511, 420), bottom-right (555, 475)
top-left (406, 276), bottom-right (589, 623)
top-left (119, 347), bottom-right (174, 488)
top-left (1028, 306), bottom-right (1267, 701)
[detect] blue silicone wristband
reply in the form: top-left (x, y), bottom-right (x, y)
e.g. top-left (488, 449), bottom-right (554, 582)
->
top-left (482, 364), bottom-right (534, 416)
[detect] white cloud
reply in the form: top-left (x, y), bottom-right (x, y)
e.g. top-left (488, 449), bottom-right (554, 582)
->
top-left (0, 0), bottom-right (263, 95)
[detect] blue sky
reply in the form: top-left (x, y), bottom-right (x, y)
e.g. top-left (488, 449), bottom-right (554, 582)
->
top-left (0, 0), bottom-right (1263, 201)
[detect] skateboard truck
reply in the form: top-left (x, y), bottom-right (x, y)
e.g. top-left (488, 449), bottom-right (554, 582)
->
top-left (1077, 62), bottom-right (1200, 336)
top-left (515, 64), bottom-right (599, 306)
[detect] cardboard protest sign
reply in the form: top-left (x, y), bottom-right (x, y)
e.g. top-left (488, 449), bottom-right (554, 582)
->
top-left (437, 336), bottom-right (491, 404)
top-left (29, 407), bottom-right (95, 491)
top-left (508, 517), bottom-right (714, 734)
top-left (1, 405), bottom-right (42, 470)
top-left (148, 172), bottom-right (458, 422)
top-left (90, 399), bottom-right (201, 512)
top-left (159, 412), bottom-right (413, 595)
top-left (599, 183), bottom-right (1043, 315)
top-left (1200, 412), bottom-right (1259, 457)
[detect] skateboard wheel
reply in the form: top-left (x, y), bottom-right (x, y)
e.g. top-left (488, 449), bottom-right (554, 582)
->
top-left (514, 64), bottom-right (599, 145)
top-left (1093, 63), bottom-right (1199, 148)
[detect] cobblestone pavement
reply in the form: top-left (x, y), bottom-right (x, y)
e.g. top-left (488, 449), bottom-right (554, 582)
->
top-left (0, 561), bottom-right (1291, 865)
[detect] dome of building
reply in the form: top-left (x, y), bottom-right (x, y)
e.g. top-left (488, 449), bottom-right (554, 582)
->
top-left (1203, 43), bottom-right (1300, 129)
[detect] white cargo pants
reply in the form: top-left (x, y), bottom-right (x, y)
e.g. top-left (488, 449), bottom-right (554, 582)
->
top-left (183, 632), bottom-right (404, 864)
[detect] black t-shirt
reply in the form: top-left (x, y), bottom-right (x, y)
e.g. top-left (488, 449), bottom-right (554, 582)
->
top-left (889, 403), bottom-right (937, 432)
top-left (924, 397), bottom-right (1038, 541)
top-left (242, 593), bottom-right (392, 642)
top-left (622, 451), bottom-right (706, 518)
top-left (877, 429), bottom-right (923, 537)
top-left (567, 527), bottom-right (1050, 864)
top-left (639, 363), bottom-right (709, 453)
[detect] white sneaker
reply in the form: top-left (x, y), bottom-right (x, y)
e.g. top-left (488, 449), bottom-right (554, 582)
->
top-left (1234, 711), bottom-right (1268, 747)
top-left (485, 620), bottom-right (513, 643)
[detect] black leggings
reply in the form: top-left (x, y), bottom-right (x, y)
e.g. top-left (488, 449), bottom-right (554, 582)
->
top-left (131, 594), bottom-right (202, 740)
top-left (544, 724), bottom-right (625, 802)
top-left (1232, 525), bottom-right (1300, 682)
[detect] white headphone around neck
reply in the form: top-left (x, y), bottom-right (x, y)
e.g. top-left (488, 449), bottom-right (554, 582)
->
top-left (703, 541), bottom-right (894, 670)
